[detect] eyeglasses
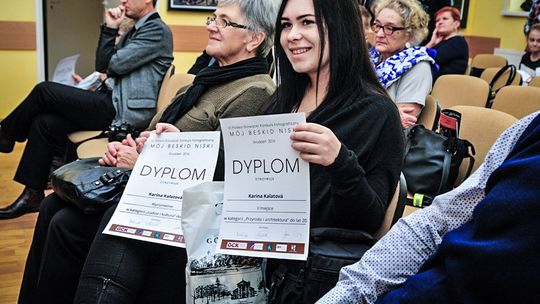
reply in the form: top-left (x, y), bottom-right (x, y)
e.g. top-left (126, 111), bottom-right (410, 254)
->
top-left (206, 16), bottom-right (248, 29)
top-left (371, 23), bottom-right (407, 35)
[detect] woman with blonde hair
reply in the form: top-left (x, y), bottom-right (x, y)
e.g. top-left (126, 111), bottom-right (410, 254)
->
top-left (370, 0), bottom-right (437, 128)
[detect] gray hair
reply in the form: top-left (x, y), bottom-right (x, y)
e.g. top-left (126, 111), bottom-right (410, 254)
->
top-left (218, 0), bottom-right (280, 56)
top-left (376, 0), bottom-right (428, 46)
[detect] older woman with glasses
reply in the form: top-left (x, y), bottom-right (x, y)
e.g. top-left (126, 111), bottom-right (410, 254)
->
top-left (18, 1), bottom-right (279, 303)
top-left (370, 0), bottom-right (437, 128)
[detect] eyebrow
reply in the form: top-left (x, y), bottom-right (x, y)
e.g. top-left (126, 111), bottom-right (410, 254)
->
top-left (281, 14), bottom-right (315, 21)
top-left (374, 19), bottom-right (401, 26)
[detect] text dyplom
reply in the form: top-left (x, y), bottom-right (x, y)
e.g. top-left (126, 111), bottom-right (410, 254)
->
top-left (217, 113), bottom-right (310, 260)
top-left (103, 131), bottom-right (220, 248)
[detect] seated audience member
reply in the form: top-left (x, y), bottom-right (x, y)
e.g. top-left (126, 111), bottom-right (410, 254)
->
top-left (263, 0), bottom-right (403, 303)
top-left (18, 0), bottom-right (277, 303)
top-left (0, 0), bottom-right (173, 219)
top-left (317, 111), bottom-right (540, 303)
top-left (520, 23), bottom-right (540, 79)
top-left (425, 6), bottom-right (468, 78)
top-left (417, 0), bottom-right (451, 45)
top-left (360, 4), bottom-right (376, 47)
top-left (370, 0), bottom-right (437, 128)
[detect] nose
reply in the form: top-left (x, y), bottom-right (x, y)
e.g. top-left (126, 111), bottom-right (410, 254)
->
top-left (206, 20), bottom-right (218, 32)
top-left (287, 25), bottom-right (302, 42)
top-left (375, 27), bottom-right (385, 38)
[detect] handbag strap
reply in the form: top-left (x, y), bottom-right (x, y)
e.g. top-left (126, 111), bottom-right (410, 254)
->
top-left (98, 168), bottom-right (129, 184)
top-left (490, 65), bottom-right (516, 91)
top-left (460, 140), bottom-right (476, 180)
top-left (436, 146), bottom-right (453, 195)
top-left (404, 125), bottom-right (420, 156)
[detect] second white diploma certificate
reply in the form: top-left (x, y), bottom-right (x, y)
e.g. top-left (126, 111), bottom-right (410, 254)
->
top-left (103, 131), bottom-right (220, 247)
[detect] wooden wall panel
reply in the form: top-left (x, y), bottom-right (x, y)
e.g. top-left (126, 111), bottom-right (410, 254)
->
top-left (464, 35), bottom-right (501, 58)
top-left (0, 21), bottom-right (36, 50)
top-left (0, 22), bottom-right (502, 59)
top-left (170, 25), bottom-right (208, 52)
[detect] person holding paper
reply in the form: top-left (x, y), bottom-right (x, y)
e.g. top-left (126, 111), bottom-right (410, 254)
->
top-left (18, 0), bottom-right (278, 303)
top-left (0, 0), bottom-right (173, 219)
top-left (264, 0), bottom-right (404, 302)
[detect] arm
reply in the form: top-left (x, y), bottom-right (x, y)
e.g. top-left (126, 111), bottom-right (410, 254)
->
top-left (297, 98), bottom-right (404, 231)
top-left (316, 114), bottom-right (537, 304)
top-left (97, 20), bottom-right (169, 77)
top-left (424, 28), bottom-right (443, 48)
top-left (394, 62), bottom-right (433, 128)
top-left (107, 21), bottom-right (168, 76)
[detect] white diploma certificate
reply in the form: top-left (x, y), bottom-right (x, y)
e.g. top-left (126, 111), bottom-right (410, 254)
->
top-left (52, 54), bottom-right (80, 86)
top-left (216, 113), bottom-right (310, 260)
top-left (103, 132), bottom-right (220, 247)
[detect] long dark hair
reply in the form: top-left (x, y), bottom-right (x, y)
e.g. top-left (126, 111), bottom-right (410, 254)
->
top-left (270, 0), bottom-right (388, 115)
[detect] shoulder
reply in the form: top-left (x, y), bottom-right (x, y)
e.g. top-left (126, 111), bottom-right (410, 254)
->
top-left (343, 93), bottom-right (399, 123)
top-left (226, 74), bottom-right (275, 93)
top-left (404, 61), bottom-right (432, 80)
top-left (139, 16), bottom-right (172, 36)
top-left (204, 74), bottom-right (276, 102)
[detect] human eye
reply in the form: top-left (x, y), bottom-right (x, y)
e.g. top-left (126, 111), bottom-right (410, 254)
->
top-left (302, 18), bottom-right (316, 26)
top-left (280, 21), bottom-right (292, 29)
top-left (384, 25), bottom-right (395, 32)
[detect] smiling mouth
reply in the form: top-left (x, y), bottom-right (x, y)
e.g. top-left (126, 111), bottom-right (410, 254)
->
top-left (291, 48), bottom-right (311, 55)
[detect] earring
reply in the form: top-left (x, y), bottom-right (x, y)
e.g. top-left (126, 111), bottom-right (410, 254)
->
top-left (405, 42), bottom-right (412, 49)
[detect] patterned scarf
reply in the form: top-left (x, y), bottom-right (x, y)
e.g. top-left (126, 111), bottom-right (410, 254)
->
top-left (370, 46), bottom-right (438, 88)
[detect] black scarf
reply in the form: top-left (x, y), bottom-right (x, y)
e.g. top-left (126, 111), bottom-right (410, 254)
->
top-left (159, 56), bottom-right (268, 124)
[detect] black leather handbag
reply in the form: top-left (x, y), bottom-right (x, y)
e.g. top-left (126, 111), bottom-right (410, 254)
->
top-left (50, 157), bottom-right (131, 214)
top-left (403, 125), bottom-right (475, 199)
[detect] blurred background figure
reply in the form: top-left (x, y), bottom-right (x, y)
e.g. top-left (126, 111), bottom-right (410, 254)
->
top-left (425, 6), bottom-right (468, 79)
top-left (418, 0), bottom-right (451, 45)
top-left (360, 4), bottom-right (376, 47)
top-left (520, 23), bottom-right (540, 80)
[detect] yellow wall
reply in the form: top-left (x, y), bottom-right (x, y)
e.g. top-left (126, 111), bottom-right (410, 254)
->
top-left (462, 0), bottom-right (526, 50)
top-left (1, 0), bottom-right (532, 118)
top-left (0, 0), bottom-right (38, 118)
top-left (158, 1), bottom-right (209, 73)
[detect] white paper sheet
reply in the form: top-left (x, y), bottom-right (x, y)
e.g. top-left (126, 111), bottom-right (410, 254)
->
top-left (217, 113), bottom-right (310, 260)
top-left (103, 131), bottom-right (221, 247)
top-left (52, 54), bottom-right (80, 86)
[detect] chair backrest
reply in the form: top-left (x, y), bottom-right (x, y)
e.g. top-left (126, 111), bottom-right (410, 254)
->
top-left (157, 73), bottom-right (195, 111)
top-left (480, 66), bottom-right (521, 94)
top-left (528, 76), bottom-right (540, 87)
top-left (450, 105), bottom-right (518, 183)
top-left (431, 75), bottom-right (490, 109)
top-left (373, 174), bottom-right (407, 239)
top-left (470, 54), bottom-right (507, 70)
top-left (417, 95), bottom-right (441, 130)
top-left (491, 86), bottom-right (540, 119)
top-left (156, 65), bottom-right (175, 106)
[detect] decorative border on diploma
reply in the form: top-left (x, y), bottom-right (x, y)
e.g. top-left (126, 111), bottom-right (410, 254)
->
top-left (220, 239), bottom-right (305, 255)
top-left (109, 224), bottom-right (185, 244)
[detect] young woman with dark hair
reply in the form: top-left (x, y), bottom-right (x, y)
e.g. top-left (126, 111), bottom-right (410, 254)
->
top-left (265, 0), bottom-right (404, 302)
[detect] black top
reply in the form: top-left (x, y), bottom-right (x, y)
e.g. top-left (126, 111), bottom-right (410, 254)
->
top-left (268, 93), bottom-right (404, 233)
top-left (519, 52), bottom-right (540, 76)
top-left (433, 36), bottom-right (469, 79)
